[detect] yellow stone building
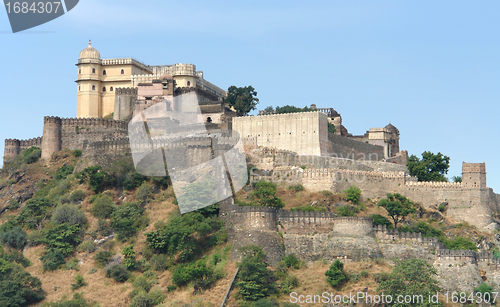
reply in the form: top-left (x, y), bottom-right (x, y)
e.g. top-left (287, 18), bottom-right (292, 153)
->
top-left (76, 41), bottom-right (226, 118)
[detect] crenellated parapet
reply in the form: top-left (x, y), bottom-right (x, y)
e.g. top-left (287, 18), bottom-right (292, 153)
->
top-left (436, 249), bottom-right (479, 265)
top-left (405, 181), bottom-right (463, 189)
top-left (19, 137), bottom-right (43, 150)
top-left (60, 117), bottom-right (128, 130)
top-left (115, 87), bottom-right (138, 95)
top-left (373, 224), bottom-right (440, 247)
top-left (277, 210), bottom-right (336, 234)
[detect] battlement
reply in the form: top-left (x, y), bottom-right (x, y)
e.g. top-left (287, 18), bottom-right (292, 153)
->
top-left (333, 216), bottom-right (373, 236)
top-left (235, 111), bottom-right (324, 121)
top-left (83, 138), bottom-right (130, 152)
top-left (5, 139), bottom-right (20, 146)
top-left (463, 162), bottom-right (486, 173)
top-left (44, 116), bottom-right (62, 124)
top-left (115, 87), bottom-right (138, 95)
top-left (405, 181), bottom-right (463, 189)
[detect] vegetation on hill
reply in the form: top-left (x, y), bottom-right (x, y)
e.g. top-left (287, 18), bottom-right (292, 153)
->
top-left (378, 193), bottom-right (417, 229)
top-left (407, 151), bottom-right (450, 182)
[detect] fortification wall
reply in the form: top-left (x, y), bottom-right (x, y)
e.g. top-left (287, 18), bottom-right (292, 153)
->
top-left (114, 87), bottom-right (137, 121)
top-left (3, 137), bottom-right (43, 162)
top-left (233, 112), bottom-right (331, 156)
top-left (328, 133), bottom-right (384, 161)
top-left (277, 210), bottom-right (336, 234)
top-left (333, 217), bottom-right (373, 236)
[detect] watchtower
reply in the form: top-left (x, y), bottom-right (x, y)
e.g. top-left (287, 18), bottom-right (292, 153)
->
top-left (462, 162), bottom-right (486, 189)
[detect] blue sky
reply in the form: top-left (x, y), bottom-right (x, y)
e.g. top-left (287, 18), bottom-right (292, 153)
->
top-left (1, 1), bottom-right (499, 190)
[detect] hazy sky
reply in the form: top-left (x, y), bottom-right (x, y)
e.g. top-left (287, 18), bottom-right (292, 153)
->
top-left (1, 1), bottom-right (499, 190)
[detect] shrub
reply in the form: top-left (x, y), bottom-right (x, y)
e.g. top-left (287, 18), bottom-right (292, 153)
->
top-left (91, 195), bottom-right (115, 219)
top-left (71, 274), bottom-right (86, 290)
top-left (42, 223), bottom-right (82, 257)
top-left (8, 199), bottom-right (20, 210)
top-left (281, 254), bottom-right (303, 270)
top-left (236, 245), bottom-right (276, 301)
top-left (252, 299), bottom-right (279, 307)
top-left (111, 202), bottom-right (147, 241)
top-left (250, 180), bottom-right (284, 209)
top-left (26, 230), bottom-right (43, 247)
top-left (51, 204), bottom-right (87, 227)
top-left (94, 251), bottom-right (113, 268)
top-left (281, 274), bottom-right (299, 294)
top-left (105, 263), bottom-right (130, 282)
top-left (344, 186), bottom-right (361, 205)
top-left (133, 275), bottom-right (151, 293)
top-left (69, 190), bottom-right (86, 203)
top-left (288, 184), bottom-right (304, 192)
top-left (23, 146), bottom-right (42, 164)
top-left (77, 240), bottom-right (96, 253)
top-left (370, 214), bottom-right (394, 229)
top-left (335, 205), bottom-right (358, 217)
top-left (40, 249), bottom-right (66, 271)
top-left (65, 258), bottom-right (80, 271)
top-left (325, 259), bottom-right (347, 287)
top-left (72, 149), bottom-right (82, 157)
top-left (0, 262), bottom-right (45, 306)
top-left (475, 283), bottom-right (494, 301)
top-left (150, 254), bottom-right (170, 271)
top-left (2, 250), bottom-right (31, 267)
top-left (172, 260), bottom-right (215, 287)
top-left (360, 270), bottom-right (369, 278)
top-left (135, 182), bottom-right (154, 203)
top-left (56, 165), bottom-right (75, 180)
top-left (0, 226), bottom-right (27, 250)
top-left (122, 244), bottom-right (137, 270)
top-left (442, 236), bottom-right (477, 251)
top-left (16, 197), bottom-right (53, 229)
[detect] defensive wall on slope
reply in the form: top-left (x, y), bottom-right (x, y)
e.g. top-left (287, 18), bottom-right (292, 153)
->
top-left (4, 137), bottom-right (43, 161)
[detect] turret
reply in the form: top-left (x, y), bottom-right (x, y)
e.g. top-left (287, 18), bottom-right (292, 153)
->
top-left (76, 40), bottom-right (102, 118)
top-left (462, 162), bottom-right (486, 189)
top-left (41, 116), bottom-right (62, 160)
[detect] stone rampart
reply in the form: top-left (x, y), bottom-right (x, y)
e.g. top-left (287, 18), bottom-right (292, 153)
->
top-left (277, 210), bottom-right (336, 234)
top-left (333, 217), bottom-right (373, 236)
top-left (3, 137), bottom-right (43, 162)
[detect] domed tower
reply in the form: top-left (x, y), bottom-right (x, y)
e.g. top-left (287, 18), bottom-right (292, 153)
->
top-left (76, 40), bottom-right (102, 118)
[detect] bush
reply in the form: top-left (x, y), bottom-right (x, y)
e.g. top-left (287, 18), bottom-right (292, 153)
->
top-left (325, 259), bottom-right (347, 287)
top-left (250, 180), bottom-right (284, 209)
top-left (77, 240), bottom-right (96, 253)
top-left (16, 197), bottom-right (53, 229)
top-left (442, 236), bottom-right (477, 251)
top-left (281, 274), bottom-right (299, 294)
top-left (172, 260), bottom-right (215, 287)
top-left (252, 299), bottom-right (279, 307)
top-left (26, 230), bottom-right (43, 247)
top-left (335, 205), bottom-right (358, 217)
top-left (370, 214), bottom-right (394, 229)
top-left (42, 223), bottom-right (82, 257)
top-left (0, 226), bottom-right (27, 250)
top-left (344, 186), bottom-right (361, 205)
top-left (288, 184), bottom-right (304, 192)
top-left (0, 262), bottom-right (45, 306)
top-left (40, 249), bottom-right (66, 271)
top-left (94, 250), bottom-right (113, 268)
top-left (2, 250), bottom-right (31, 267)
top-left (475, 283), bottom-right (494, 300)
top-left (236, 245), bottom-right (276, 301)
top-left (69, 190), bottom-right (86, 203)
top-left (111, 202), bottom-right (147, 241)
top-left (8, 199), bottom-right (20, 210)
top-left (91, 195), bottom-right (115, 219)
top-left (281, 254), bottom-right (303, 270)
top-left (56, 165), bottom-right (75, 180)
top-left (71, 274), bottom-right (87, 290)
top-left (105, 263), bottom-right (130, 282)
top-left (150, 254), bottom-right (170, 271)
top-left (122, 244), bottom-right (137, 271)
top-left (23, 146), bottom-right (42, 164)
top-left (135, 182), bottom-right (154, 203)
top-left (72, 149), bottom-right (82, 157)
top-left (51, 204), bottom-right (87, 227)
top-left (133, 275), bottom-right (151, 293)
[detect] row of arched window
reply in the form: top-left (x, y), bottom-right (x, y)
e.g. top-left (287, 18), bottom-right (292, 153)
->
top-left (79, 85), bottom-right (114, 92)
top-left (78, 68), bottom-right (125, 75)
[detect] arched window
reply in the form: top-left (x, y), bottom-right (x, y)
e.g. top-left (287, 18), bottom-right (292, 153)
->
top-left (102, 87), bottom-right (106, 92)
top-left (206, 117), bottom-right (212, 123)
top-left (92, 85), bottom-right (95, 91)
top-left (103, 70), bottom-right (107, 75)
top-left (187, 81), bottom-right (191, 86)
top-left (121, 69), bottom-right (124, 74)
top-left (110, 86), bottom-right (114, 92)
top-left (92, 68), bottom-right (96, 74)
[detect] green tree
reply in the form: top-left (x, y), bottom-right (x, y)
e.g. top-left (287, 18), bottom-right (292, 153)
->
top-left (251, 180), bottom-right (284, 209)
top-left (407, 151), bottom-right (450, 182)
top-left (325, 259), bottom-right (347, 287)
top-left (90, 195), bottom-right (115, 219)
top-left (122, 245), bottom-right (137, 270)
top-left (226, 85), bottom-right (259, 115)
top-left (135, 182), bottom-right (154, 203)
top-left (377, 193), bottom-right (416, 229)
top-left (274, 105), bottom-right (312, 114)
top-left (369, 214), bottom-right (394, 229)
top-left (344, 185), bottom-right (361, 205)
top-left (236, 245), bottom-right (276, 301)
top-left (452, 176), bottom-right (462, 183)
top-left (377, 258), bottom-right (443, 307)
top-left (328, 123), bottom-right (336, 134)
top-left (0, 262), bottom-right (45, 306)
